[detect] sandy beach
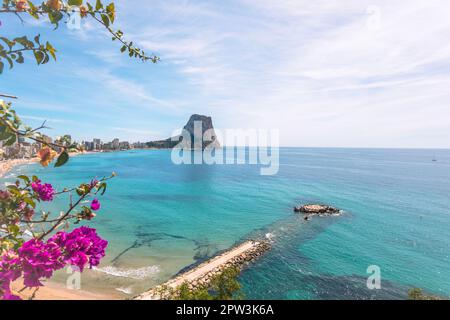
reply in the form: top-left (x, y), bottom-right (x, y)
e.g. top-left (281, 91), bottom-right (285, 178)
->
top-left (0, 152), bottom-right (96, 179)
top-left (11, 281), bottom-right (118, 300)
top-left (0, 158), bottom-right (39, 178)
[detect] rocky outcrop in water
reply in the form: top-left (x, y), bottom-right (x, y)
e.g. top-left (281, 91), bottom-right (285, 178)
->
top-left (294, 204), bottom-right (341, 217)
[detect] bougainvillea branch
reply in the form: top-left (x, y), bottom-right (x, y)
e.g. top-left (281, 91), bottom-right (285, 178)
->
top-left (0, 0), bottom-right (161, 301)
top-left (0, 0), bottom-right (159, 73)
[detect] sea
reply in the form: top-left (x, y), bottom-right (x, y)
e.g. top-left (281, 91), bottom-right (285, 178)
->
top-left (3, 148), bottom-right (450, 299)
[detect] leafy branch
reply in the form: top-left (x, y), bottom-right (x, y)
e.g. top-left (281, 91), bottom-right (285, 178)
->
top-left (35, 173), bottom-right (113, 241)
top-left (0, 35), bottom-right (57, 74)
top-left (0, 0), bottom-right (159, 73)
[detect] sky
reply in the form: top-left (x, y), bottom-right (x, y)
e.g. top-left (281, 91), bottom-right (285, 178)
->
top-left (1, 0), bottom-right (450, 148)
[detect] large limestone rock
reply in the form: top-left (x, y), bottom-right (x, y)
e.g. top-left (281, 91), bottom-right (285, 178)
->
top-left (146, 114), bottom-right (220, 150)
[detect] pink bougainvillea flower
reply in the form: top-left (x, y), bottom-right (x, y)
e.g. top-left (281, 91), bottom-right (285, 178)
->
top-left (0, 190), bottom-right (10, 200)
top-left (90, 199), bottom-right (101, 211)
top-left (0, 250), bottom-right (22, 301)
top-left (0, 227), bottom-right (107, 300)
top-left (0, 250), bottom-right (22, 283)
top-left (18, 240), bottom-right (65, 288)
top-left (49, 227), bottom-right (108, 270)
top-left (31, 180), bottom-right (55, 202)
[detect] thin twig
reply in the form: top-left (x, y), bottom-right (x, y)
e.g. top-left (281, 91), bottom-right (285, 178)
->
top-left (37, 195), bottom-right (86, 241)
top-left (0, 94), bottom-right (18, 99)
top-left (29, 287), bottom-right (40, 300)
top-left (14, 12), bottom-right (25, 24)
top-left (21, 215), bottom-right (76, 224)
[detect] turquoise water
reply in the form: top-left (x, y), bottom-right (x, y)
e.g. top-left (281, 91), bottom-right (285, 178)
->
top-left (4, 148), bottom-right (450, 299)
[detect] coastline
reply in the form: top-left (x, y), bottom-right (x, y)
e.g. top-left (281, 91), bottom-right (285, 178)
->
top-left (0, 157), bottom-right (39, 178)
top-left (11, 281), bottom-right (118, 300)
top-left (0, 151), bottom-right (95, 179)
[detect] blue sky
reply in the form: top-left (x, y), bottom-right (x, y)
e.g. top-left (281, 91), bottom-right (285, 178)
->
top-left (1, 0), bottom-right (450, 148)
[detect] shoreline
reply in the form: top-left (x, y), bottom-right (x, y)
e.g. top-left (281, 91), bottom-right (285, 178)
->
top-left (0, 151), bottom-right (95, 179)
top-left (0, 157), bottom-right (39, 178)
top-left (11, 281), bottom-right (118, 300)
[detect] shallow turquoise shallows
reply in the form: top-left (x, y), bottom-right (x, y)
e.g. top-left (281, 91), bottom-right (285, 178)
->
top-left (4, 148), bottom-right (450, 299)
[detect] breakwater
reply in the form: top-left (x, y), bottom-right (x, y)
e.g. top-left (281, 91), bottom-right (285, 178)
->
top-left (134, 240), bottom-right (271, 300)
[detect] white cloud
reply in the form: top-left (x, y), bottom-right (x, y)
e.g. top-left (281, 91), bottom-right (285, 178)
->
top-left (8, 0), bottom-right (450, 147)
top-left (112, 0), bottom-right (450, 147)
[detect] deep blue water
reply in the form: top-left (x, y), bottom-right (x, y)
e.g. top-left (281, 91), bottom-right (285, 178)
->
top-left (4, 148), bottom-right (450, 299)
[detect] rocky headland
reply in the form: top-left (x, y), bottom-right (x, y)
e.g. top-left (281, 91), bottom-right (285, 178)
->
top-left (146, 114), bottom-right (220, 150)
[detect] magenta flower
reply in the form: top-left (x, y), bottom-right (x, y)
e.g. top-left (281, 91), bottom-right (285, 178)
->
top-left (0, 251), bottom-right (22, 283)
top-left (49, 227), bottom-right (108, 271)
top-left (1, 227), bottom-right (107, 300)
top-left (0, 251), bottom-right (22, 300)
top-left (0, 280), bottom-right (21, 300)
top-left (31, 180), bottom-right (55, 202)
top-left (90, 199), bottom-right (101, 211)
top-left (18, 240), bottom-right (65, 287)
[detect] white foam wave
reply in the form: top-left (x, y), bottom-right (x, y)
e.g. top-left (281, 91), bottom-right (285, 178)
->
top-left (93, 265), bottom-right (160, 280)
top-left (115, 286), bottom-right (134, 294)
top-left (265, 232), bottom-right (275, 240)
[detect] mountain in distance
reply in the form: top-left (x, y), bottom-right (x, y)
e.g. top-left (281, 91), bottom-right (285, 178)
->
top-left (146, 114), bottom-right (220, 150)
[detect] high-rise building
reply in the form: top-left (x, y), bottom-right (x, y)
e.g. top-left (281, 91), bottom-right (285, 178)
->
top-left (119, 141), bottom-right (130, 150)
top-left (92, 139), bottom-right (102, 150)
top-left (112, 138), bottom-right (120, 150)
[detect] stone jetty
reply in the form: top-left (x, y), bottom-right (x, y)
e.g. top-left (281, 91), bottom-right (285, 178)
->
top-left (134, 240), bottom-right (271, 300)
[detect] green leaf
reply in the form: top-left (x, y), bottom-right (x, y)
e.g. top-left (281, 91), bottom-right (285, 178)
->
top-left (48, 10), bottom-right (63, 27)
top-left (7, 224), bottom-right (20, 236)
top-left (46, 42), bottom-right (57, 60)
top-left (6, 185), bottom-right (20, 194)
top-left (96, 0), bottom-right (103, 11)
top-left (42, 52), bottom-right (50, 64)
top-left (5, 56), bottom-right (13, 69)
top-left (4, 133), bottom-right (17, 146)
top-left (55, 151), bottom-right (69, 167)
top-left (98, 182), bottom-right (107, 195)
top-left (23, 197), bottom-right (36, 209)
top-left (18, 175), bottom-right (30, 184)
top-left (14, 36), bottom-right (33, 48)
top-left (106, 3), bottom-right (115, 23)
top-left (0, 37), bottom-right (14, 49)
top-left (68, 0), bottom-right (83, 5)
top-left (34, 50), bottom-right (45, 65)
top-left (0, 61), bottom-right (3, 74)
top-left (16, 53), bottom-right (24, 64)
top-left (101, 13), bottom-right (110, 27)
